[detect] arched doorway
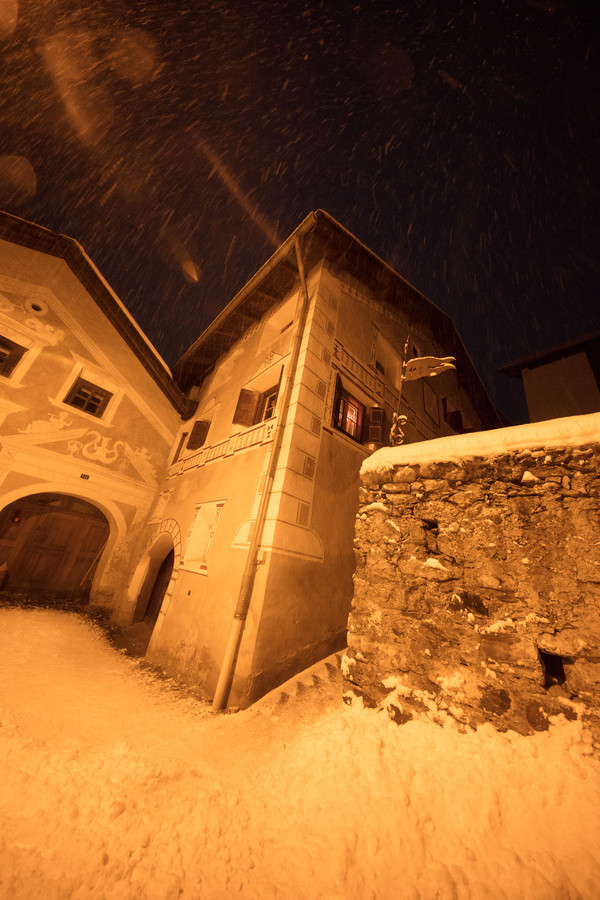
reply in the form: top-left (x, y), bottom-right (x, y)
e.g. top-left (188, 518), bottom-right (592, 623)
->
top-left (0, 493), bottom-right (110, 598)
top-left (143, 549), bottom-right (174, 624)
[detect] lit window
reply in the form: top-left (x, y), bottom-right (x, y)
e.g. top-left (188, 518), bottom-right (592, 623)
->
top-left (333, 375), bottom-right (365, 441)
top-left (64, 378), bottom-right (112, 417)
top-left (0, 336), bottom-right (27, 377)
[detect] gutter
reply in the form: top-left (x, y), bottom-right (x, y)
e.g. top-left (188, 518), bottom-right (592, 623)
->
top-left (211, 235), bottom-right (313, 711)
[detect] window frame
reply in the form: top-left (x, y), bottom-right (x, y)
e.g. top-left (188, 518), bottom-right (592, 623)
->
top-left (63, 377), bottom-right (113, 418)
top-left (332, 375), bottom-right (366, 442)
top-left (233, 383), bottom-right (280, 428)
top-left (0, 335), bottom-right (27, 378)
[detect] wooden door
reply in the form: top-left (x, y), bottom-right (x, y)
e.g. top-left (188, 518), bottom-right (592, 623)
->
top-left (0, 494), bottom-right (109, 596)
top-left (144, 550), bottom-right (174, 624)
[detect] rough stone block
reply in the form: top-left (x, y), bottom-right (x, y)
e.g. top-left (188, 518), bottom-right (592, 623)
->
top-left (349, 440), bottom-right (600, 735)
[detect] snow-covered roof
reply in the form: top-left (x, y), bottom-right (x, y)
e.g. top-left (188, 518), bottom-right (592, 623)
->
top-left (361, 411), bottom-right (600, 476)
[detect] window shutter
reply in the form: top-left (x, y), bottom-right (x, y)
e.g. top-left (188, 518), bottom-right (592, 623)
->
top-left (172, 432), bottom-right (188, 463)
top-left (332, 374), bottom-right (343, 428)
top-left (187, 419), bottom-right (211, 450)
top-left (233, 389), bottom-right (260, 426)
top-left (368, 407), bottom-right (386, 443)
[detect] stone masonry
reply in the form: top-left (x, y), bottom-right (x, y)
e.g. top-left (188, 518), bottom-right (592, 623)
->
top-left (344, 441), bottom-right (600, 736)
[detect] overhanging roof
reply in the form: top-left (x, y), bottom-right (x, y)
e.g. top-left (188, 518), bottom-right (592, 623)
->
top-left (0, 211), bottom-right (193, 418)
top-left (174, 209), bottom-right (501, 428)
top-left (499, 330), bottom-right (600, 377)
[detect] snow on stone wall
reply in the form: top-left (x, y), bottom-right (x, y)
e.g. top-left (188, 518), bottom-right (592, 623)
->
top-left (344, 413), bottom-right (600, 737)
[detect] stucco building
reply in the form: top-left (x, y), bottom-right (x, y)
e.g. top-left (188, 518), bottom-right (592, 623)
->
top-left (500, 332), bottom-right (600, 423)
top-left (0, 209), bottom-right (500, 707)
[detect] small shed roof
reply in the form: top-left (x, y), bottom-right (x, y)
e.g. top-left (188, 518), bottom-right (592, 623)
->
top-left (499, 331), bottom-right (600, 378)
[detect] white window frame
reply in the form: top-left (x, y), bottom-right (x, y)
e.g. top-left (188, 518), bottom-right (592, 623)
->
top-left (181, 500), bottom-right (227, 575)
top-left (51, 357), bottom-right (123, 425)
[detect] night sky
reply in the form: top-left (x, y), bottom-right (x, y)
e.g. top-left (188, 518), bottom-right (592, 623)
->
top-left (1, 0), bottom-right (598, 423)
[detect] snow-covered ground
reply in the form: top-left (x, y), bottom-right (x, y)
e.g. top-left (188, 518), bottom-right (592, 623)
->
top-left (1, 608), bottom-right (600, 900)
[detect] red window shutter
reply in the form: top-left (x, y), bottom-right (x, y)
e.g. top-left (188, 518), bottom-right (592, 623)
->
top-left (368, 407), bottom-right (386, 443)
top-left (233, 389), bottom-right (260, 426)
top-left (187, 419), bottom-right (211, 450)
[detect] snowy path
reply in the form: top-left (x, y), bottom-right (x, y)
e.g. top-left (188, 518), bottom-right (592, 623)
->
top-left (1, 608), bottom-right (600, 900)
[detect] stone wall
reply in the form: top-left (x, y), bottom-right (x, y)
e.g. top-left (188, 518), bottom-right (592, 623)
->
top-left (344, 436), bottom-right (600, 735)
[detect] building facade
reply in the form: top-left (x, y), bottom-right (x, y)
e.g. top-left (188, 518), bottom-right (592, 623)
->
top-left (0, 210), bottom-right (500, 708)
top-left (500, 332), bottom-right (600, 423)
top-left (0, 213), bottom-right (190, 614)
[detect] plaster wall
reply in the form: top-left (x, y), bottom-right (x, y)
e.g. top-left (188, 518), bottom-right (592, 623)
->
top-left (329, 265), bottom-right (483, 443)
top-left (145, 443), bottom-right (272, 702)
top-left (345, 421), bottom-right (600, 736)
top-left (141, 261), bottom-right (501, 708)
top-left (145, 286), bottom-right (304, 703)
top-left (0, 243), bottom-right (182, 613)
top-left (246, 262), bottom-right (492, 703)
top-left (522, 353), bottom-right (600, 422)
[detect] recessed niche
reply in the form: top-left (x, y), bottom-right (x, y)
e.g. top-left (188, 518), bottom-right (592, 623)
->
top-left (538, 649), bottom-right (573, 689)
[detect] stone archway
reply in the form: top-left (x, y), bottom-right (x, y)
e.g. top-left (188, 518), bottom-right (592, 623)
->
top-left (0, 493), bottom-right (110, 598)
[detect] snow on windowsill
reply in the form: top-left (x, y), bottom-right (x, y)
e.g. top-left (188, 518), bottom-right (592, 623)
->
top-left (361, 412), bottom-right (600, 477)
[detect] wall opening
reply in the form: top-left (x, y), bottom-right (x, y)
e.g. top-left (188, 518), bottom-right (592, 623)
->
top-left (143, 549), bottom-right (174, 625)
top-left (0, 493), bottom-right (110, 599)
top-left (131, 532), bottom-right (176, 627)
top-left (538, 649), bottom-right (573, 690)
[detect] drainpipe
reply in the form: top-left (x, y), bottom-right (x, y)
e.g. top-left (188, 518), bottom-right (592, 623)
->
top-left (212, 237), bottom-right (313, 711)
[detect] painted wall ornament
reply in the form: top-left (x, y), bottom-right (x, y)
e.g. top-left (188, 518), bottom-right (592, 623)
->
top-left (23, 317), bottom-right (64, 344)
top-left (0, 293), bottom-right (15, 312)
top-left (19, 411), bottom-right (73, 433)
top-left (69, 431), bottom-right (125, 465)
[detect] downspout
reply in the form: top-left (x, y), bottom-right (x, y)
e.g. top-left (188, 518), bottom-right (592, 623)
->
top-left (212, 237), bottom-right (313, 711)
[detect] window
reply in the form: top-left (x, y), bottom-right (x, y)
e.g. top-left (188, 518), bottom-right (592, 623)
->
top-left (367, 407), bottom-right (386, 443)
top-left (0, 335), bottom-right (27, 377)
top-left (233, 384), bottom-right (279, 427)
top-left (187, 419), bottom-right (211, 451)
top-left (64, 377), bottom-right (112, 417)
top-left (260, 388), bottom-right (278, 421)
top-left (182, 500), bottom-right (226, 574)
top-left (332, 375), bottom-right (365, 441)
top-left (442, 398), bottom-right (463, 433)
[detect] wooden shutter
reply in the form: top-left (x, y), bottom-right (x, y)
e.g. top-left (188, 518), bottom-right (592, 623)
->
top-left (187, 419), bottom-right (211, 450)
top-left (233, 389), bottom-right (260, 426)
top-left (367, 407), bottom-right (386, 443)
top-left (332, 374), bottom-right (343, 429)
top-left (171, 432), bottom-right (188, 463)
